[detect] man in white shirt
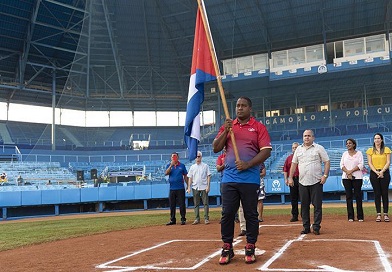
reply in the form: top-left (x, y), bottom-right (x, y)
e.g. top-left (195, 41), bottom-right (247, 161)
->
top-left (288, 129), bottom-right (330, 235)
top-left (187, 151), bottom-right (211, 224)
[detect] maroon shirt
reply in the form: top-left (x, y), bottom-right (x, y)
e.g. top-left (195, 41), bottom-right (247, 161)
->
top-left (283, 153), bottom-right (299, 177)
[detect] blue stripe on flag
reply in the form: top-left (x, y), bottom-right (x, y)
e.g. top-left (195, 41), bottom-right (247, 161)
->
top-left (184, 69), bottom-right (215, 161)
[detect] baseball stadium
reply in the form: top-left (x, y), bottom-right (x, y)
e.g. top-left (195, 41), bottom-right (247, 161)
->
top-left (0, 0), bottom-right (392, 271)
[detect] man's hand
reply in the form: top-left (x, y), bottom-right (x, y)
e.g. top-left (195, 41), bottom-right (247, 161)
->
top-left (320, 175), bottom-right (327, 184)
top-left (224, 118), bottom-right (233, 133)
top-left (235, 160), bottom-right (249, 171)
top-left (287, 177), bottom-right (294, 187)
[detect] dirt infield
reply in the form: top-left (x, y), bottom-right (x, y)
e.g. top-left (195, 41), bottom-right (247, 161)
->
top-left (0, 207), bottom-right (391, 272)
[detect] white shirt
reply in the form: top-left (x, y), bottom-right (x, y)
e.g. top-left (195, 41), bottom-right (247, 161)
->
top-left (293, 143), bottom-right (330, 186)
top-left (340, 150), bottom-right (364, 179)
top-left (187, 162), bottom-right (211, 190)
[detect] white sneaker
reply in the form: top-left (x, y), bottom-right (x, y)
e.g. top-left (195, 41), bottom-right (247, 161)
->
top-left (192, 220), bottom-right (200, 225)
top-left (205, 219), bottom-right (210, 224)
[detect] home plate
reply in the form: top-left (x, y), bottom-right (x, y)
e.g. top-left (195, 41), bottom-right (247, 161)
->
top-left (234, 249), bottom-right (265, 255)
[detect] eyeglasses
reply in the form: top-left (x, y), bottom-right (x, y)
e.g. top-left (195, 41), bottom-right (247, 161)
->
top-left (197, 156), bottom-right (201, 158)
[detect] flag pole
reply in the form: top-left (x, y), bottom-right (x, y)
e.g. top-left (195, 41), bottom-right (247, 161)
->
top-left (196, 0), bottom-right (240, 161)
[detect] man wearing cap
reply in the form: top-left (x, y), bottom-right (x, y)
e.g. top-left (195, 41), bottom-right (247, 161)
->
top-left (187, 151), bottom-right (212, 224)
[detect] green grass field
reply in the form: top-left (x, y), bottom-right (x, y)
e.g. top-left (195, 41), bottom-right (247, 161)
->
top-left (0, 205), bottom-right (376, 252)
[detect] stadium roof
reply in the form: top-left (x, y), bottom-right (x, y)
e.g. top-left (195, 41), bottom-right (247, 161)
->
top-left (0, 0), bottom-right (391, 113)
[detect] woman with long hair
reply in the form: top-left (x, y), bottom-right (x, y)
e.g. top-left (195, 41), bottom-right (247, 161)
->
top-left (340, 138), bottom-right (364, 221)
top-left (366, 133), bottom-right (391, 222)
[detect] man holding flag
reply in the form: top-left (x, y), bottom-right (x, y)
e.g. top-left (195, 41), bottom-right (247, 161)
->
top-left (213, 97), bottom-right (272, 264)
top-left (186, 1), bottom-right (272, 265)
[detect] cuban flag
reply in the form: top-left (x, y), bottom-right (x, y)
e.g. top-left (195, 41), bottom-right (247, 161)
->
top-left (184, 8), bottom-right (217, 161)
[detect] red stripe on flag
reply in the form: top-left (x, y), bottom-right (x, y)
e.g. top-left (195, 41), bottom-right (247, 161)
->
top-left (191, 9), bottom-right (216, 77)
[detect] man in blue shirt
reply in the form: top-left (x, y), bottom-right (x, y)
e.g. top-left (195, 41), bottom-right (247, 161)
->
top-left (165, 152), bottom-right (188, 225)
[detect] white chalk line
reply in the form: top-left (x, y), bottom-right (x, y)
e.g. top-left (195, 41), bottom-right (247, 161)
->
top-left (96, 224), bottom-right (391, 271)
top-left (96, 239), bottom-right (242, 272)
top-left (258, 237), bottom-right (392, 272)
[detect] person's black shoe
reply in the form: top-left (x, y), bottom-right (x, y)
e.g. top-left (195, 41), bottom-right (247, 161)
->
top-left (238, 230), bottom-right (246, 236)
top-left (181, 221), bottom-right (186, 225)
top-left (313, 229), bottom-right (320, 235)
top-left (166, 221), bottom-right (176, 226)
top-left (300, 228), bottom-right (310, 234)
top-left (290, 217), bottom-right (298, 222)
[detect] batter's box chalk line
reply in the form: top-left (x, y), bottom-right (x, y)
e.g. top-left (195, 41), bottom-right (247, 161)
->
top-left (96, 239), bottom-right (245, 272)
top-left (257, 237), bottom-right (392, 272)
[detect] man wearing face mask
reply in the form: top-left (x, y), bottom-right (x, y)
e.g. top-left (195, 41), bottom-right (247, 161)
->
top-left (165, 152), bottom-right (188, 225)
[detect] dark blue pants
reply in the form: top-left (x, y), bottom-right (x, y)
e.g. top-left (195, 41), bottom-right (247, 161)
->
top-left (169, 189), bottom-right (186, 223)
top-left (342, 178), bottom-right (364, 220)
top-left (221, 182), bottom-right (259, 245)
top-left (299, 182), bottom-right (323, 231)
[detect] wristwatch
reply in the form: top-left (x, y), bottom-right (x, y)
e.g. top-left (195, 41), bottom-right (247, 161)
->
top-left (323, 174), bottom-right (328, 178)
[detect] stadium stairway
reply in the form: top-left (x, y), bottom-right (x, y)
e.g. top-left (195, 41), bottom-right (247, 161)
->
top-left (0, 123), bottom-right (14, 144)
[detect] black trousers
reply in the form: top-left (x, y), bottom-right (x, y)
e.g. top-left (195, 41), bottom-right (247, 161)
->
top-left (220, 182), bottom-right (239, 220)
top-left (168, 189), bottom-right (186, 223)
top-left (221, 182), bottom-right (259, 245)
top-left (299, 182), bottom-right (323, 231)
top-left (342, 178), bottom-right (364, 220)
top-left (370, 170), bottom-right (390, 214)
top-left (289, 177), bottom-right (300, 218)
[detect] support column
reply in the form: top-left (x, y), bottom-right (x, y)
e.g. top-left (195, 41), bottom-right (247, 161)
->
top-left (51, 69), bottom-right (56, 151)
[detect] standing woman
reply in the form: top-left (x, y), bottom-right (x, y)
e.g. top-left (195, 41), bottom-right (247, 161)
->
top-left (340, 138), bottom-right (364, 222)
top-left (366, 133), bottom-right (391, 222)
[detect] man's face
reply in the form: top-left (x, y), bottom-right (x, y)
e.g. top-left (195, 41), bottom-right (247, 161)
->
top-left (303, 130), bottom-right (314, 146)
top-left (171, 154), bottom-right (178, 162)
top-left (196, 154), bottom-right (202, 162)
top-left (292, 143), bottom-right (298, 153)
top-left (236, 98), bottom-right (251, 119)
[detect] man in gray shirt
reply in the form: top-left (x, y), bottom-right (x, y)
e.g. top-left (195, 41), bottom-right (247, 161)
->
top-left (288, 129), bottom-right (330, 235)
